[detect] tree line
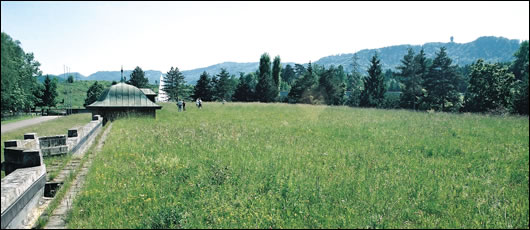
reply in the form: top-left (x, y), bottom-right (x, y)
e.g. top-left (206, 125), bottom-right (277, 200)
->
top-left (2, 30), bottom-right (528, 116)
top-left (1, 32), bottom-right (59, 115)
top-left (156, 42), bottom-right (528, 115)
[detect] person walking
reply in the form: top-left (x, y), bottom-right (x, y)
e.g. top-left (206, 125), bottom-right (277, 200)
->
top-left (198, 98), bottom-right (202, 109)
top-left (183, 100), bottom-right (186, 111)
top-left (177, 99), bottom-right (183, 112)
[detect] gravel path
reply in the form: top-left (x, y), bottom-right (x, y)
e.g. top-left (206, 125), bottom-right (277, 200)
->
top-left (1, 116), bottom-right (61, 134)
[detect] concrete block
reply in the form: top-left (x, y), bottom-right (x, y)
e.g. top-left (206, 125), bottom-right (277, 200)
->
top-left (39, 135), bottom-right (67, 148)
top-left (41, 146), bottom-right (68, 157)
top-left (4, 140), bottom-right (21, 148)
top-left (67, 128), bottom-right (78, 138)
top-left (3, 149), bottom-right (42, 175)
top-left (23, 133), bottom-right (37, 140)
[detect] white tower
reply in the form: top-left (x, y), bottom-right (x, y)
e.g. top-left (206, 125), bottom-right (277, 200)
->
top-left (156, 74), bottom-right (169, 102)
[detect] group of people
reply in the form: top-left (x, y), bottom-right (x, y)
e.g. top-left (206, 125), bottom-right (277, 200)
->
top-left (176, 98), bottom-right (202, 112)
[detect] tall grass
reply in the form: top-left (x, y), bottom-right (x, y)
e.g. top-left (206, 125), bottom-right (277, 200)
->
top-left (67, 103), bottom-right (528, 228)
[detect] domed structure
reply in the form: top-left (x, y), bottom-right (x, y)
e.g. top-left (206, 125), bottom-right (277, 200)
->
top-left (86, 82), bottom-right (162, 123)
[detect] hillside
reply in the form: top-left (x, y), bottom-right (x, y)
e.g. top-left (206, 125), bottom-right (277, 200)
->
top-left (46, 36), bottom-right (522, 85)
top-left (315, 36), bottom-right (521, 73)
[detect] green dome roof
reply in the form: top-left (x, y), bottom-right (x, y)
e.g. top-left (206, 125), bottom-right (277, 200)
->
top-left (86, 83), bottom-right (161, 108)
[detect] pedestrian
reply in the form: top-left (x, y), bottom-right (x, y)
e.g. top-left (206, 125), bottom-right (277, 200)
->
top-left (196, 98), bottom-right (200, 108)
top-left (183, 100), bottom-right (186, 111)
top-left (177, 99), bottom-right (183, 112)
top-left (198, 98), bottom-right (202, 109)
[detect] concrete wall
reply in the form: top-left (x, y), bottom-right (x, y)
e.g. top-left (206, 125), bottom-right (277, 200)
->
top-left (0, 115), bottom-right (103, 229)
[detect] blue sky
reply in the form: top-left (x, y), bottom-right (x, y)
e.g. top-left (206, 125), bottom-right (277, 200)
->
top-left (1, 1), bottom-right (529, 76)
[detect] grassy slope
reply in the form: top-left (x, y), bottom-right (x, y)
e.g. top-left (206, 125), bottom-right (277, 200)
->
top-left (67, 103), bottom-right (528, 228)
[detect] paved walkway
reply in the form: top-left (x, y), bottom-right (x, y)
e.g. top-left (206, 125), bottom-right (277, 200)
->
top-left (1, 116), bottom-right (61, 134)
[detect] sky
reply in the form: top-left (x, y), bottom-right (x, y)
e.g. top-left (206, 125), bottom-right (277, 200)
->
top-left (1, 1), bottom-right (529, 77)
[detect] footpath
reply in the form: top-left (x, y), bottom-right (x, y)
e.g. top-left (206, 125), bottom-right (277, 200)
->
top-left (1, 116), bottom-right (61, 134)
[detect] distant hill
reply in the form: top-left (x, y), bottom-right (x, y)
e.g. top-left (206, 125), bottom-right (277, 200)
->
top-left (314, 36), bottom-right (521, 73)
top-left (46, 36), bottom-right (522, 85)
top-left (83, 70), bottom-right (163, 84)
top-left (181, 61), bottom-right (297, 84)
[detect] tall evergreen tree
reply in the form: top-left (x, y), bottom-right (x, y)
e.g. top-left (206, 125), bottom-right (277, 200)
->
top-left (40, 75), bottom-right (58, 107)
top-left (233, 72), bottom-right (256, 102)
top-left (214, 68), bottom-right (234, 101)
top-left (127, 66), bottom-right (148, 88)
top-left (360, 53), bottom-right (386, 107)
top-left (255, 53), bottom-right (276, 102)
top-left (191, 72), bottom-right (210, 100)
top-left (163, 66), bottom-right (185, 101)
top-left (397, 48), bottom-right (428, 110)
top-left (423, 47), bottom-right (462, 111)
top-left (272, 55), bottom-right (282, 97)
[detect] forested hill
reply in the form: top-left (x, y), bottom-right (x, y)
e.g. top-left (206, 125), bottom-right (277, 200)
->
top-left (54, 36), bottom-right (520, 84)
top-left (315, 36), bottom-right (521, 73)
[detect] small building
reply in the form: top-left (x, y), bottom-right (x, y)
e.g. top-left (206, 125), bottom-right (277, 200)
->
top-left (86, 83), bottom-right (162, 124)
top-left (139, 88), bottom-right (157, 103)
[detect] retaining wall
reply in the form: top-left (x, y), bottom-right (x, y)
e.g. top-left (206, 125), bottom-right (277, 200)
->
top-left (0, 115), bottom-right (103, 229)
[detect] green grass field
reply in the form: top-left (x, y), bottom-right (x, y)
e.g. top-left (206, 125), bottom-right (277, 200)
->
top-left (67, 103), bottom-right (528, 228)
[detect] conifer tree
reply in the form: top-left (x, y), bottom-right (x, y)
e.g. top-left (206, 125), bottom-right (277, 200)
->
top-left (255, 53), bottom-right (276, 102)
top-left (360, 53), bottom-right (386, 107)
top-left (423, 47), bottom-right (462, 111)
top-left (127, 66), bottom-right (148, 88)
top-left (193, 71), bottom-right (213, 101)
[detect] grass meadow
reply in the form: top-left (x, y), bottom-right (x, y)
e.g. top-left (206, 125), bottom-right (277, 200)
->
top-left (66, 103), bottom-right (528, 228)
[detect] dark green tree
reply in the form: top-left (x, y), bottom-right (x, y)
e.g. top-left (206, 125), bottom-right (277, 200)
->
top-left (214, 68), bottom-right (236, 101)
top-left (397, 48), bottom-right (428, 110)
top-left (463, 59), bottom-right (515, 113)
top-left (67, 75), bottom-right (74, 83)
top-left (84, 81), bottom-right (105, 107)
top-left (40, 75), bottom-right (58, 107)
top-left (255, 53), bottom-right (276, 102)
top-left (360, 53), bottom-right (386, 107)
top-left (294, 64), bottom-right (307, 80)
top-left (127, 66), bottom-right (148, 88)
top-left (272, 55), bottom-right (282, 98)
top-left (281, 64), bottom-right (296, 85)
top-left (288, 61), bottom-right (316, 104)
top-left (1, 32), bottom-right (42, 113)
top-left (510, 41), bottom-right (529, 115)
top-left (315, 65), bottom-right (345, 105)
top-left (193, 71), bottom-right (213, 101)
top-left (233, 72), bottom-right (257, 102)
top-left (423, 47), bottom-right (462, 111)
top-left (163, 66), bottom-right (185, 101)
